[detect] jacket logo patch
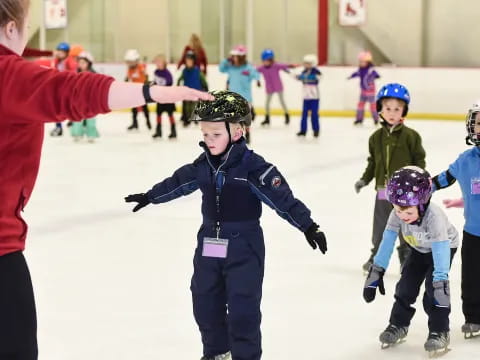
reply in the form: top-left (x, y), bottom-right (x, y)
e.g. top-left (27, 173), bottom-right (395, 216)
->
top-left (271, 176), bottom-right (282, 189)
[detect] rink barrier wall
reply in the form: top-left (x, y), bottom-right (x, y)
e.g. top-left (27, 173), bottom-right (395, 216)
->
top-left (96, 63), bottom-right (476, 121)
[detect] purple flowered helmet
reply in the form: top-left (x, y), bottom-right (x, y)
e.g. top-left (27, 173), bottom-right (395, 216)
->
top-left (386, 166), bottom-right (431, 206)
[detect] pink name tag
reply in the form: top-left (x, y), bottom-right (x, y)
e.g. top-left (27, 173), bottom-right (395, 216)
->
top-left (471, 178), bottom-right (480, 195)
top-left (202, 237), bottom-right (229, 258)
top-left (377, 189), bottom-right (387, 200)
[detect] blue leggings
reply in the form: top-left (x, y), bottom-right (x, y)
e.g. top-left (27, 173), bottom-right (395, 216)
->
top-left (300, 99), bottom-right (320, 132)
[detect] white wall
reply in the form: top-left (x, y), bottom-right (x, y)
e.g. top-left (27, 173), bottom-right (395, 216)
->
top-left (94, 63), bottom-right (480, 116)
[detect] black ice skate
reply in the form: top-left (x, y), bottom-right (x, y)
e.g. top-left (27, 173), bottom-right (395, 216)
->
top-left (260, 115), bottom-right (270, 126)
top-left (296, 131), bottom-right (306, 137)
top-left (313, 130), bottom-right (320, 138)
top-left (462, 323), bottom-right (480, 339)
top-left (285, 113), bottom-right (290, 125)
top-left (379, 324), bottom-right (408, 349)
top-left (424, 331), bottom-right (450, 358)
top-left (127, 118), bottom-right (138, 131)
top-left (353, 119), bottom-right (363, 126)
top-left (152, 124), bottom-right (162, 139)
top-left (200, 351), bottom-right (231, 360)
top-left (168, 124), bottom-right (177, 139)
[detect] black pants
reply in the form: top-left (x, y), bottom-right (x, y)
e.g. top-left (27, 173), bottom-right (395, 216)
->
top-left (389, 248), bottom-right (456, 332)
top-left (369, 196), bottom-right (410, 263)
top-left (131, 105), bottom-right (150, 123)
top-left (462, 231), bottom-right (480, 324)
top-left (0, 252), bottom-right (37, 360)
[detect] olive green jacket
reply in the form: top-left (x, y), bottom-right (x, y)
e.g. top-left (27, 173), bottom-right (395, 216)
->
top-left (360, 122), bottom-right (426, 189)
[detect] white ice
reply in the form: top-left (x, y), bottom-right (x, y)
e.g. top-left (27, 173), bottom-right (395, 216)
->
top-left (23, 113), bottom-right (478, 359)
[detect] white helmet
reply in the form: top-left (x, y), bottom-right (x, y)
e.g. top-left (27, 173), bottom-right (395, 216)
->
top-left (124, 49), bottom-right (140, 62)
top-left (78, 51), bottom-right (94, 63)
top-left (466, 101), bottom-right (480, 145)
top-left (303, 54), bottom-right (318, 66)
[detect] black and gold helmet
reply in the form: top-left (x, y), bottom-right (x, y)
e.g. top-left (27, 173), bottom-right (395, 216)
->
top-left (191, 90), bottom-right (252, 126)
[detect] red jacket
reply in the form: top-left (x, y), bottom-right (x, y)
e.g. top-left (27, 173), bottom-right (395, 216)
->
top-left (0, 44), bottom-right (114, 256)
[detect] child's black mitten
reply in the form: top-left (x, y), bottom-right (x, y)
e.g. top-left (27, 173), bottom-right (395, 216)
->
top-left (125, 193), bottom-right (150, 212)
top-left (304, 223), bottom-right (327, 254)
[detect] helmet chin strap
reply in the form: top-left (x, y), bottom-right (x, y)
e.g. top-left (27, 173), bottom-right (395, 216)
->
top-left (225, 121), bottom-right (232, 143)
top-left (412, 198), bottom-right (431, 226)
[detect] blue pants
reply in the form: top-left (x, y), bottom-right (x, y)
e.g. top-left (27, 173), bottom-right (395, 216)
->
top-left (191, 221), bottom-right (265, 360)
top-left (390, 248), bottom-right (456, 332)
top-left (300, 99), bottom-right (320, 133)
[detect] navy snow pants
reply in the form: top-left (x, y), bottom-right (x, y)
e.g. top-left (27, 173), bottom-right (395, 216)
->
top-left (191, 221), bottom-right (265, 360)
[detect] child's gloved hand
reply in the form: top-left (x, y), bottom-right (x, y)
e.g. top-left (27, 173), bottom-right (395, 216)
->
top-left (363, 264), bottom-right (385, 303)
top-left (125, 193), bottom-right (150, 212)
top-left (443, 198), bottom-right (464, 208)
top-left (354, 179), bottom-right (366, 193)
top-left (433, 280), bottom-right (450, 308)
top-left (304, 223), bottom-right (327, 253)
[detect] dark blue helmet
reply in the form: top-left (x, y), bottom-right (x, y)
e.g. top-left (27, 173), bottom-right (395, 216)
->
top-left (261, 49), bottom-right (274, 61)
top-left (376, 83), bottom-right (411, 116)
top-left (56, 42), bottom-right (70, 52)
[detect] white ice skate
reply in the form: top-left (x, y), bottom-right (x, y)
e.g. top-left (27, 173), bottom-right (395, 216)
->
top-left (461, 322), bottom-right (480, 339)
top-left (200, 351), bottom-right (231, 360)
top-left (424, 331), bottom-right (450, 358)
top-left (379, 324), bottom-right (408, 349)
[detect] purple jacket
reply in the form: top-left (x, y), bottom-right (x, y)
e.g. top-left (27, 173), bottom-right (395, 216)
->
top-left (154, 68), bottom-right (173, 87)
top-left (257, 62), bottom-right (289, 94)
top-left (349, 65), bottom-right (380, 91)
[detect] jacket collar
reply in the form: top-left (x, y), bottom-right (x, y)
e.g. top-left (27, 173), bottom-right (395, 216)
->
top-left (0, 44), bottom-right (19, 56)
top-left (380, 120), bottom-right (404, 133)
top-left (199, 137), bottom-right (248, 172)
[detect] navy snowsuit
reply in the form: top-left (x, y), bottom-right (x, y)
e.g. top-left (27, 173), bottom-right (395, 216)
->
top-left (146, 138), bottom-right (314, 360)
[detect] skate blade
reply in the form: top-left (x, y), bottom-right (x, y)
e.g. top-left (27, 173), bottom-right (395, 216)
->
top-left (428, 347), bottom-right (450, 358)
top-left (381, 339), bottom-right (405, 349)
top-left (464, 331), bottom-right (480, 339)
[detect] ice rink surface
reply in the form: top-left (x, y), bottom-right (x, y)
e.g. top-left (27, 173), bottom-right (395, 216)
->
top-left (24, 113), bottom-right (479, 359)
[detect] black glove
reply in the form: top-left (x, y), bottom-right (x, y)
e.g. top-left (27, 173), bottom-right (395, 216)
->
top-left (124, 193), bottom-right (150, 212)
top-left (304, 223), bottom-right (327, 254)
top-left (363, 264), bottom-right (386, 303)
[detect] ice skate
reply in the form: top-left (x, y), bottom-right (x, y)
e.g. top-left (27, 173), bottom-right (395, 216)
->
top-left (127, 123), bottom-right (138, 131)
top-left (168, 124), bottom-right (177, 139)
top-left (424, 331), bottom-right (450, 358)
top-left (353, 119), bottom-right (363, 126)
top-left (200, 351), bottom-right (231, 360)
top-left (260, 115), bottom-right (270, 126)
top-left (285, 113), bottom-right (290, 125)
top-left (313, 130), bottom-right (320, 138)
top-left (379, 324), bottom-right (408, 349)
top-left (462, 323), bottom-right (480, 339)
top-left (152, 124), bottom-right (162, 139)
top-left (50, 126), bottom-right (63, 137)
top-left (296, 131), bottom-right (306, 137)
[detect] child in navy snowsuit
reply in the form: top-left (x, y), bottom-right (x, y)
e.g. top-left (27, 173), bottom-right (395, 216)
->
top-left (125, 90), bottom-right (327, 360)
